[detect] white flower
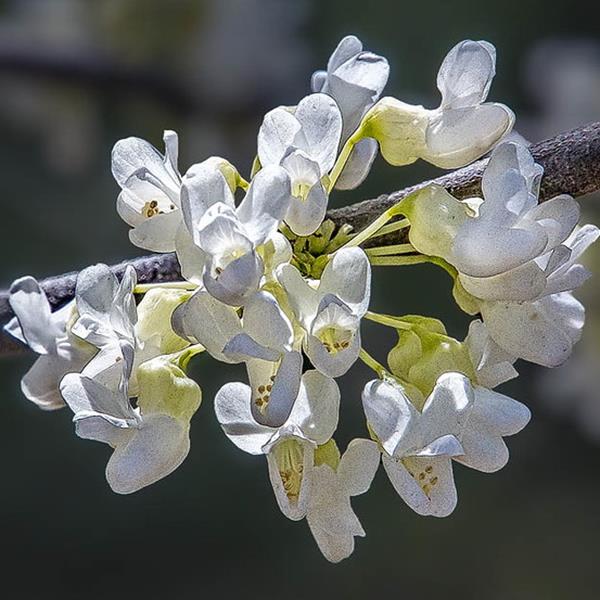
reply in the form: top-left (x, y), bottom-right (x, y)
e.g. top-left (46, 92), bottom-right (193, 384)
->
top-left (362, 373), bottom-right (530, 516)
top-left (307, 439), bottom-right (380, 563)
top-left (258, 93), bottom-right (342, 236)
top-left (215, 370), bottom-right (340, 520)
top-left (177, 162), bottom-right (291, 305)
top-left (174, 290), bottom-right (302, 427)
top-left (4, 277), bottom-right (95, 410)
top-left (364, 40), bottom-right (514, 169)
top-left (311, 35), bottom-right (389, 190)
top-left (60, 351), bottom-right (201, 495)
top-left (405, 141), bottom-right (600, 366)
top-left (112, 130), bottom-right (182, 252)
top-left (278, 247), bottom-right (371, 377)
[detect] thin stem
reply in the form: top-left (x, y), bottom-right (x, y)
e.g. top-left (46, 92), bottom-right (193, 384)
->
top-left (134, 281), bottom-right (198, 294)
top-left (364, 311), bottom-right (413, 330)
top-left (365, 243), bottom-right (415, 256)
top-left (368, 255), bottom-right (431, 267)
top-left (327, 130), bottom-right (362, 192)
top-left (359, 348), bottom-right (389, 378)
top-left (370, 218), bottom-right (410, 238)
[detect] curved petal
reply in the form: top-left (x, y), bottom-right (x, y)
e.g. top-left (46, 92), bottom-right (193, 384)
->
top-left (285, 181), bottom-right (329, 237)
top-left (214, 382), bottom-right (274, 455)
top-left (361, 379), bottom-right (419, 456)
top-left (289, 370), bottom-right (340, 444)
top-left (338, 438), bottom-right (380, 496)
top-left (237, 166), bottom-right (291, 243)
top-left (174, 224), bottom-right (206, 284)
top-left (319, 247), bottom-right (371, 317)
top-left (481, 292), bottom-right (584, 367)
top-left (305, 329), bottom-right (361, 378)
top-left (106, 414), bottom-right (190, 494)
top-left (242, 291), bottom-right (294, 352)
top-left (383, 454), bottom-right (457, 517)
top-left (277, 263), bottom-right (320, 327)
top-left (21, 354), bottom-right (71, 410)
top-left (423, 103), bottom-right (514, 169)
top-left (334, 138), bottom-right (378, 190)
top-left (177, 290), bottom-right (241, 362)
top-left (129, 210), bottom-right (181, 253)
top-left (258, 107), bottom-right (301, 167)
top-left (437, 40), bottom-right (496, 109)
top-left (7, 276), bottom-right (61, 354)
top-left (294, 94), bottom-right (342, 174)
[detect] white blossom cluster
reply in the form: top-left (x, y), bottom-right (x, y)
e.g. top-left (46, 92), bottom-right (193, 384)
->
top-left (5, 36), bottom-right (598, 563)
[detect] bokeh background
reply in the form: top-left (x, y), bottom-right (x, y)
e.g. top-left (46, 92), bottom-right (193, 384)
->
top-left (1, 1), bottom-right (599, 598)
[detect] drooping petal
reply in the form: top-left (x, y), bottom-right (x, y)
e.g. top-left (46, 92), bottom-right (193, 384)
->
top-left (288, 370), bottom-right (340, 444)
top-left (305, 328), bottom-right (361, 378)
top-left (6, 276), bottom-right (61, 354)
top-left (334, 138), bottom-right (379, 190)
top-left (237, 165), bottom-right (291, 243)
top-left (129, 210), bottom-right (181, 253)
top-left (21, 354), bottom-right (72, 410)
top-left (174, 224), bottom-right (207, 284)
top-left (267, 439), bottom-right (314, 521)
top-left (481, 292), bottom-right (584, 367)
top-left (106, 413), bottom-right (190, 494)
top-left (214, 382), bottom-right (274, 455)
top-left (277, 263), bottom-right (320, 327)
top-left (285, 181), bottom-right (329, 237)
top-left (319, 247), bottom-right (371, 317)
top-left (423, 103), bottom-right (515, 169)
top-left (242, 291), bottom-right (294, 352)
top-left (249, 351), bottom-right (303, 428)
top-left (456, 387), bottom-right (530, 473)
top-left (383, 454), bottom-right (458, 517)
top-left (203, 251), bottom-right (263, 307)
top-left (338, 438), bottom-right (380, 496)
top-left (175, 290), bottom-right (242, 363)
top-left (361, 379), bottom-right (419, 457)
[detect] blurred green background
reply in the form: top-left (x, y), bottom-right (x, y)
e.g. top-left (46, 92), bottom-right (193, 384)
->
top-left (1, 1), bottom-right (599, 598)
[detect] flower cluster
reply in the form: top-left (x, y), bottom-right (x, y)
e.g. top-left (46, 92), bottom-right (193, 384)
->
top-left (5, 36), bottom-right (597, 563)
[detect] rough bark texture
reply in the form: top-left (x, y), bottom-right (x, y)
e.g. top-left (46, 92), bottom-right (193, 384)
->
top-left (2, 122), bottom-right (600, 355)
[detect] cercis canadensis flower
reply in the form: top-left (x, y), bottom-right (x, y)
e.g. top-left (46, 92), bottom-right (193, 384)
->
top-left (5, 34), bottom-right (597, 563)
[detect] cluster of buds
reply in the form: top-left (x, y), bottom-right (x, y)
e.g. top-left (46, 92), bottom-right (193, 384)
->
top-left (6, 36), bottom-right (597, 562)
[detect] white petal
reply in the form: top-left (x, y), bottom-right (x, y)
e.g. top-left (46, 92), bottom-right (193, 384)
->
top-left (237, 165), bottom-right (291, 243)
top-left (258, 107), bottom-right (301, 167)
top-left (424, 103), bottom-right (515, 169)
top-left (525, 195), bottom-right (580, 250)
top-left (106, 414), bottom-right (190, 494)
top-left (7, 276), bottom-right (61, 354)
top-left (383, 454), bottom-right (458, 517)
top-left (459, 261), bottom-right (547, 302)
top-left (128, 210), bottom-right (181, 253)
top-left (289, 370), bottom-right (340, 444)
top-left (174, 224), bottom-right (207, 284)
top-left (223, 333), bottom-right (281, 363)
top-left (180, 162), bottom-right (235, 243)
top-left (334, 138), bottom-right (378, 190)
top-left (338, 438), bottom-right (380, 496)
top-left (305, 329), bottom-right (360, 378)
top-left (361, 379), bottom-right (419, 456)
top-left (21, 354), bottom-right (72, 410)
top-left (203, 251), bottom-right (263, 307)
top-left (214, 382), bottom-right (274, 455)
top-left (285, 181), bottom-right (329, 237)
top-left (481, 292), bottom-right (584, 367)
top-left (437, 40), bottom-right (496, 109)
top-left (319, 247), bottom-right (371, 317)
top-left (277, 263), bottom-right (320, 327)
top-left (267, 441), bottom-right (313, 520)
top-left (176, 290), bottom-right (241, 362)
top-left (249, 351), bottom-right (303, 428)
top-left (294, 93), bottom-right (343, 174)
top-left (242, 291), bottom-right (294, 352)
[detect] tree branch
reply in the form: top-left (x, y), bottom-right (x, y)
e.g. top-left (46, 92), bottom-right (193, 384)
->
top-left (2, 121), bottom-right (600, 355)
